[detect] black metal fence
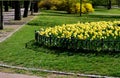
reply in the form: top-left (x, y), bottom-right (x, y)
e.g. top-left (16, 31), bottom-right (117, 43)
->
top-left (35, 31), bottom-right (120, 52)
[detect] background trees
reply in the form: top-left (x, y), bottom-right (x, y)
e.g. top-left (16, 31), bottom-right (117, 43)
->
top-left (117, 0), bottom-right (120, 7)
top-left (3, 1), bottom-right (9, 12)
top-left (0, 0), bottom-right (40, 30)
top-left (90, 0), bottom-right (119, 9)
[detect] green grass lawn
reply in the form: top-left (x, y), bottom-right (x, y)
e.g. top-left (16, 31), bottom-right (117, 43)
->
top-left (28, 9), bottom-right (120, 27)
top-left (1, 9), bottom-right (120, 77)
top-left (94, 8), bottom-right (120, 15)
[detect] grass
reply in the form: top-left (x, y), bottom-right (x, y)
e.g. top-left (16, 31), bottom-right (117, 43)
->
top-left (94, 8), bottom-right (120, 15)
top-left (28, 8), bottom-right (120, 27)
top-left (1, 8), bottom-right (120, 77)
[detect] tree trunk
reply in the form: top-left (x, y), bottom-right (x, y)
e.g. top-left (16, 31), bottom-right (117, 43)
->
top-left (33, 1), bottom-right (39, 13)
top-left (30, 1), bottom-right (33, 11)
top-left (80, 0), bottom-right (82, 16)
top-left (107, 0), bottom-right (111, 9)
top-left (10, 1), bottom-right (15, 9)
top-left (23, 1), bottom-right (30, 17)
top-left (4, 1), bottom-right (9, 12)
top-left (67, 0), bottom-right (71, 14)
top-left (14, 1), bottom-right (21, 20)
top-left (0, 1), bottom-right (3, 29)
top-left (117, 0), bottom-right (120, 7)
top-left (30, 1), bottom-right (34, 15)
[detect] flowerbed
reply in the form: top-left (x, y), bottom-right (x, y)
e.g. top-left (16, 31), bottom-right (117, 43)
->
top-left (36, 21), bottom-right (120, 51)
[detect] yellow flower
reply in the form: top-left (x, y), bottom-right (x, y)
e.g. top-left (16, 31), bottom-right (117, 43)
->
top-left (39, 21), bottom-right (120, 41)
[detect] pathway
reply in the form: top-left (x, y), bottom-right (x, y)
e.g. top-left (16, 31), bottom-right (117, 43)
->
top-left (0, 72), bottom-right (41, 78)
top-left (0, 9), bottom-right (43, 78)
top-left (0, 8), bottom-right (34, 42)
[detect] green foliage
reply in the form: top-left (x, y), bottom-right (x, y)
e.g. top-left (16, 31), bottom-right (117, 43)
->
top-left (90, 0), bottom-right (107, 6)
top-left (89, 0), bottom-right (118, 7)
top-left (38, 0), bottom-right (51, 10)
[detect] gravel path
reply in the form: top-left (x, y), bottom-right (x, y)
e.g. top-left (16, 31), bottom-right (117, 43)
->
top-left (0, 8), bottom-right (37, 42)
top-left (0, 72), bottom-right (41, 78)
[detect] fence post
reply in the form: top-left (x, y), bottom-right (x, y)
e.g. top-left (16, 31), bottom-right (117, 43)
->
top-left (50, 35), bottom-right (52, 46)
top-left (113, 40), bottom-right (115, 52)
top-left (35, 30), bottom-right (39, 42)
top-left (89, 40), bottom-right (91, 51)
top-left (101, 39), bottom-right (104, 51)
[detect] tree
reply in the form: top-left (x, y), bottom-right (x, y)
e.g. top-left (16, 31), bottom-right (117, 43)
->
top-left (0, 1), bottom-right (3, 29)
top-left (117, 0), bottom-right (120, 7)
top-left (3, 1), bottom-right (9, 12)
top-left (67, 0), bottom-right (70, 14)
top-left (107, 0), bottom-right (111, 9)
top-left (30, 0), bottom-right (39, 14)
top-left (66, 0), bottom-right (77, 14)
top-left (14, 1), bottom-right (21, 20)
top-left (33, 0), bottom-right (39, 12)
top-left (23, 1), bottom-right (30, 17)
top-left (9, 1), bottom-right (15, 9)
top-left (89, 0), bottom-right (108, 7)
top-left (80, 0), bottom-right (82, 16)
top-left (30, 1), bottom-right (34, 15)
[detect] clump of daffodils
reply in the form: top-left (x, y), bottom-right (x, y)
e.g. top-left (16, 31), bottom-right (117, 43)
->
top-left (39, 21), bottom-right (120, 41)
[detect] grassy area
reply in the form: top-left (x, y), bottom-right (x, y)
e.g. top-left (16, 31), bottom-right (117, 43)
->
top-left (1, 9), bottom-right (120, 77)
top-left (28, 9), bottom-right (120, 27)
top-left (94, 8), bottom-right (120, 15)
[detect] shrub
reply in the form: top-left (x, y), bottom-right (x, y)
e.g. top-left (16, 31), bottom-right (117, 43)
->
top-left (38, 0), bottom-right (52, 10)
top-left (50, 6), bottom-right (57, 10)
top-left (38, 0), bottom-right (94, 14)
top-left (84, 3), bottom-right (94, 13)
top-left (70, 2), bottom-right (94, 14)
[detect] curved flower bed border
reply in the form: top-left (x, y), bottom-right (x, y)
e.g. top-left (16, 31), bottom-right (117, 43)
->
top-left (35, 31), bottom-right (120, 52)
